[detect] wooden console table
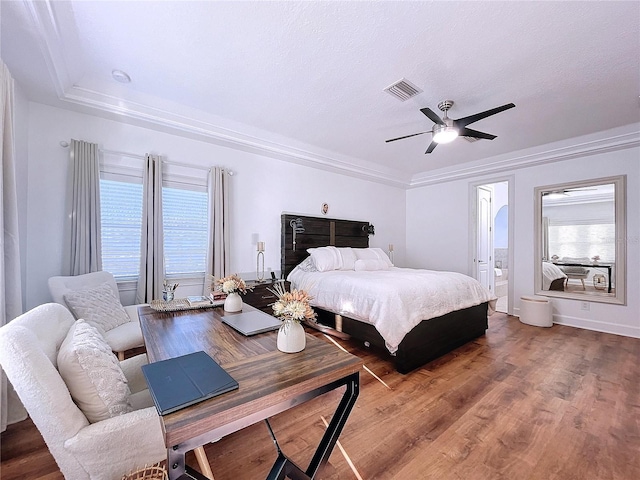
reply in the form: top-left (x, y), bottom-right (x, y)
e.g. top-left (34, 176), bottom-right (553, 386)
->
top-left (138, 304), bottom-right (362, 480)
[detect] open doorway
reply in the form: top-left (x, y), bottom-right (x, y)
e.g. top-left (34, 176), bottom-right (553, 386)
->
top-left (473, 180), bottom-right (510, 314)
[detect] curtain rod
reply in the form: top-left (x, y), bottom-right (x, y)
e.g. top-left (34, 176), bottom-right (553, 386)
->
top-left (60, 141), bottom-right (220, 173)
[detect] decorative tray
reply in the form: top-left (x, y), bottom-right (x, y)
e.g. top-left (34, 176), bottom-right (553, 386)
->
top-left (149, 298), bottom-right (224, 312)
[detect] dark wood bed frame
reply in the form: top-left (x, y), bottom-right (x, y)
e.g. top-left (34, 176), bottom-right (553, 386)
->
top-left (281, 214), bottom-right (489, 374)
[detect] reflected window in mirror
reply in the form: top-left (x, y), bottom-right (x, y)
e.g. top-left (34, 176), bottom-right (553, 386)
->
top-left (534, 176), bottom-right (626, 305)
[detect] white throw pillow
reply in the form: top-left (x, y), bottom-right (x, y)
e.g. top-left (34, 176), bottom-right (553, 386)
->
top-left (297, 256), bottom-right (318, 272)
top-left (64, 282), bottom-right (130, 335)
top-left (370, 247), bottom-right (394, 267)
top-left (354, 259), bottom-right (390, 271)
top-left (354, 247), bottom-right (393, 267)
top-left (353, 247), bottom-right (378, 260)
top-left (338, 247), bottom-right (357, 270)
top-left (307, 246), bottom-right (343, 272)
top-left (57, 320), bottom-right (133, 423)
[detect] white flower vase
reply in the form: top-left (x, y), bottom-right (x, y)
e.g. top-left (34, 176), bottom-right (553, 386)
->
top-left (224, 292), bottom-right (243, 312)
top-left (277, 320), bottom-right (306, 353)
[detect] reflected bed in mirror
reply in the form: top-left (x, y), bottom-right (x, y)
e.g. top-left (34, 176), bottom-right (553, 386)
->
top-left (534, 175), bottom-right (626, 305)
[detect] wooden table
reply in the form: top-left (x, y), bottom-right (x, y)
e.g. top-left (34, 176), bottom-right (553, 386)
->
top-left (138, 304), bottom-right (362, 480)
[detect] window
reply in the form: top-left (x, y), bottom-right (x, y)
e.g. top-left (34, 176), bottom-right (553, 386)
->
top-left (100, 178), bottom-right (143, 279)
top-left (548, 223), bottom-right (615, 262)
top-left (100, 156), bottom-right (209, 280)
top-left (163, 186), bottom-right (208, 277)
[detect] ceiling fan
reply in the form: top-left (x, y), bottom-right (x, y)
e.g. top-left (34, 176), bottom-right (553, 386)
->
top-left (385, 100), bottom-right (515, 154)
top-left (542, 187), bottom-right (598, 198)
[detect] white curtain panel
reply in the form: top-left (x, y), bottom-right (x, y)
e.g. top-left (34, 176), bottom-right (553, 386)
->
top-left (1, 60), bottom-right (26, 431)
top-left (136, 154), bottom-right (164, 303)
top-left (68, 139), bottom-right (102, 275)
top-left (542, 216), bottom-right (550, 261)
top-left (204, 167), bottom-right (230, 292)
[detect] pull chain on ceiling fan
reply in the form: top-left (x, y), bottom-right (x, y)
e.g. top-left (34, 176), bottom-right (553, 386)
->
top-left (386, 100), bottom-right (515, 154)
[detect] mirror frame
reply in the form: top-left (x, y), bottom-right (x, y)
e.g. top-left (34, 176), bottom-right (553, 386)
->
top-left (534, 175), bottom-right (626, 305)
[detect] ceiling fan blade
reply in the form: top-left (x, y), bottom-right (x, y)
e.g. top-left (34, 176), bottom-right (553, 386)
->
top-left (454, 103), bottom-right (515, 128)
top-left (425, 141), bottom-right (438, 154)
top-left (385, 131), bottom-right (429, 143)
top-left (420, 108), bottom-right (446, 126)
top-left (458, 127), bottom-right (497, 140)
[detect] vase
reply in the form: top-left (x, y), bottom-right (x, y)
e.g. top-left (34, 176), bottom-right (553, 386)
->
top-left (224, 292), bottom-right (243, 312)
top-left (277, 320), bottom-right (306, 353)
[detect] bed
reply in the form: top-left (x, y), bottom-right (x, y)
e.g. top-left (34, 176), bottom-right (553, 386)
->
top-left (280, 214), bottom-right (494, 373)
top-left (542, 261), bottom-right (566, 291)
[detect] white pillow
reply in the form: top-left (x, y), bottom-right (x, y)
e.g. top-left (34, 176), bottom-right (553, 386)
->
top-left (307, 246), bottom-right (343, 272)
top-left (354, 259), bottom-right (390, 271)
top-left (64, 282), bottom-right (130, 335)
top-left (370, 247), bottom-right (394, 267)
top-left (57, 320), bottom-right (133, 423)
top-left (338, 248), bottom-right (357, 270)
top-left (297, 256), bottom-right (318, 272)
top-left (353, 247), bottom-right (378, 260)
top-left (354, 247), bottom-right (393, 267)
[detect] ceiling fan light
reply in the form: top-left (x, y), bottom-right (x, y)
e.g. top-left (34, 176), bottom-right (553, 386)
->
top-left (432, 124), bottom-right (458, 144)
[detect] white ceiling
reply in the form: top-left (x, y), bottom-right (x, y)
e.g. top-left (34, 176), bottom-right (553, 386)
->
top-left (2, 1), bottom-right (639, 187)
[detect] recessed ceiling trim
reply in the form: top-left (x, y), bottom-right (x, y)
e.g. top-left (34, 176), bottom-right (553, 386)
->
top-left (409, 128), bottom-right (640, 188)
top-left (384, 78), bottom-right (423, 101)
top-left (24, 0), bottom-right (71, 97)
top-left (61, 85), bottom-right (411, 188)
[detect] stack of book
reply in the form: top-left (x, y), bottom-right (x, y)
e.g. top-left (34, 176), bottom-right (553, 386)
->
top-left (186, 296), bottom-right (217, 307)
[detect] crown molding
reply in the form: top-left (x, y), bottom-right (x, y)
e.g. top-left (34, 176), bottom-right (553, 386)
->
top-left (62, 86), bottom-right (410, 188)
top-left (409, 129), bottom-right (640, 188)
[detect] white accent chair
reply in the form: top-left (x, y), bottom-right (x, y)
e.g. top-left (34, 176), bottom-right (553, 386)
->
top-left (560, 257), bottom-right (591, 290)
top-left (0, 303), bottom-right (166, 480)
top-left (0, 303), bottom-right (215, 480)
top-left (48, 271), bottom-right (144, 360)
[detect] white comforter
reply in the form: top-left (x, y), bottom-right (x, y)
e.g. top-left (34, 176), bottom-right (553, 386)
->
top-left (288, 266), bottom-right (495, 354)
top-left (542, 261), bottom-right (567, 290)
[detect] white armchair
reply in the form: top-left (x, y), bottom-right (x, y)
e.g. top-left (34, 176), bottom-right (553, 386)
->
top-left (0, 303), bottom-right (165, 480)
top-left (48, 271), bottom-right (144, 360)
top-left (560, 257), bottom-right (591, 290)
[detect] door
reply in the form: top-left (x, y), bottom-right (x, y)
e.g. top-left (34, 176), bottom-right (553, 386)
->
top-left (476, 186), bottom-right (494, 294)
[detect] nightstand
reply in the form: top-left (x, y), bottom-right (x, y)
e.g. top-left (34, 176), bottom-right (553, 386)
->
top-left (243, 280), bottom-right (290, 314)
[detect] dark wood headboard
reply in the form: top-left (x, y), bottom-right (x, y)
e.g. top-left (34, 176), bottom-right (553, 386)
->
top-left (281, 214), bottom-right (371, 278)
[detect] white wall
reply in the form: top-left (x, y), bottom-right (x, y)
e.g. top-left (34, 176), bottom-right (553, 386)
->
top-left (407, 134), bottom-right (639, 338)
top-left (24, 103), bottom-right (406, 309)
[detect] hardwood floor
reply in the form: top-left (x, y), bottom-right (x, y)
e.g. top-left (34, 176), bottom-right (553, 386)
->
top-left (2, 312), bottom-right (639, 479)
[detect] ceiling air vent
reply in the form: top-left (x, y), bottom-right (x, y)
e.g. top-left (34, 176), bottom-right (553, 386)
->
top-left (384, 78), bottom-right (423, 101)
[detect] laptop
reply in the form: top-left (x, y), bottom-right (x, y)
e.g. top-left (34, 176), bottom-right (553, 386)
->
top-left (222, 310), bottom-right (282, 336)
top-left (141, 351), bottom-right (239, 415)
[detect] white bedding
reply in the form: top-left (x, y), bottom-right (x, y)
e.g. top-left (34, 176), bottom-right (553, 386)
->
top-left (542, 261), bottom-right (567, 290)
top-left (287, 266), bottom-right (495, 354)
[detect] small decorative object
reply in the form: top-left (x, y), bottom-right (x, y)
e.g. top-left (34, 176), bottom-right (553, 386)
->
top-left (593, 273), bottom-right (607, 290)
top-left (592, 255), bottom-right (600, 264)
top-left (551, 255), bottom-right (559, 263)
top-left (256, 241), bottom-right (265, 282)
top-left (213, 274), bottom-right (252, 312)
top-left (321, 203), bottom-right (329, 215)
top-left (162, 280), bottom-right (179, 302)
top-left (269, 283), bottom-right (316, 353)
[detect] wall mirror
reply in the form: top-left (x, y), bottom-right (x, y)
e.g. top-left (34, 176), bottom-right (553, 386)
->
top-left (534, 175), bottom-right (626, 305)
